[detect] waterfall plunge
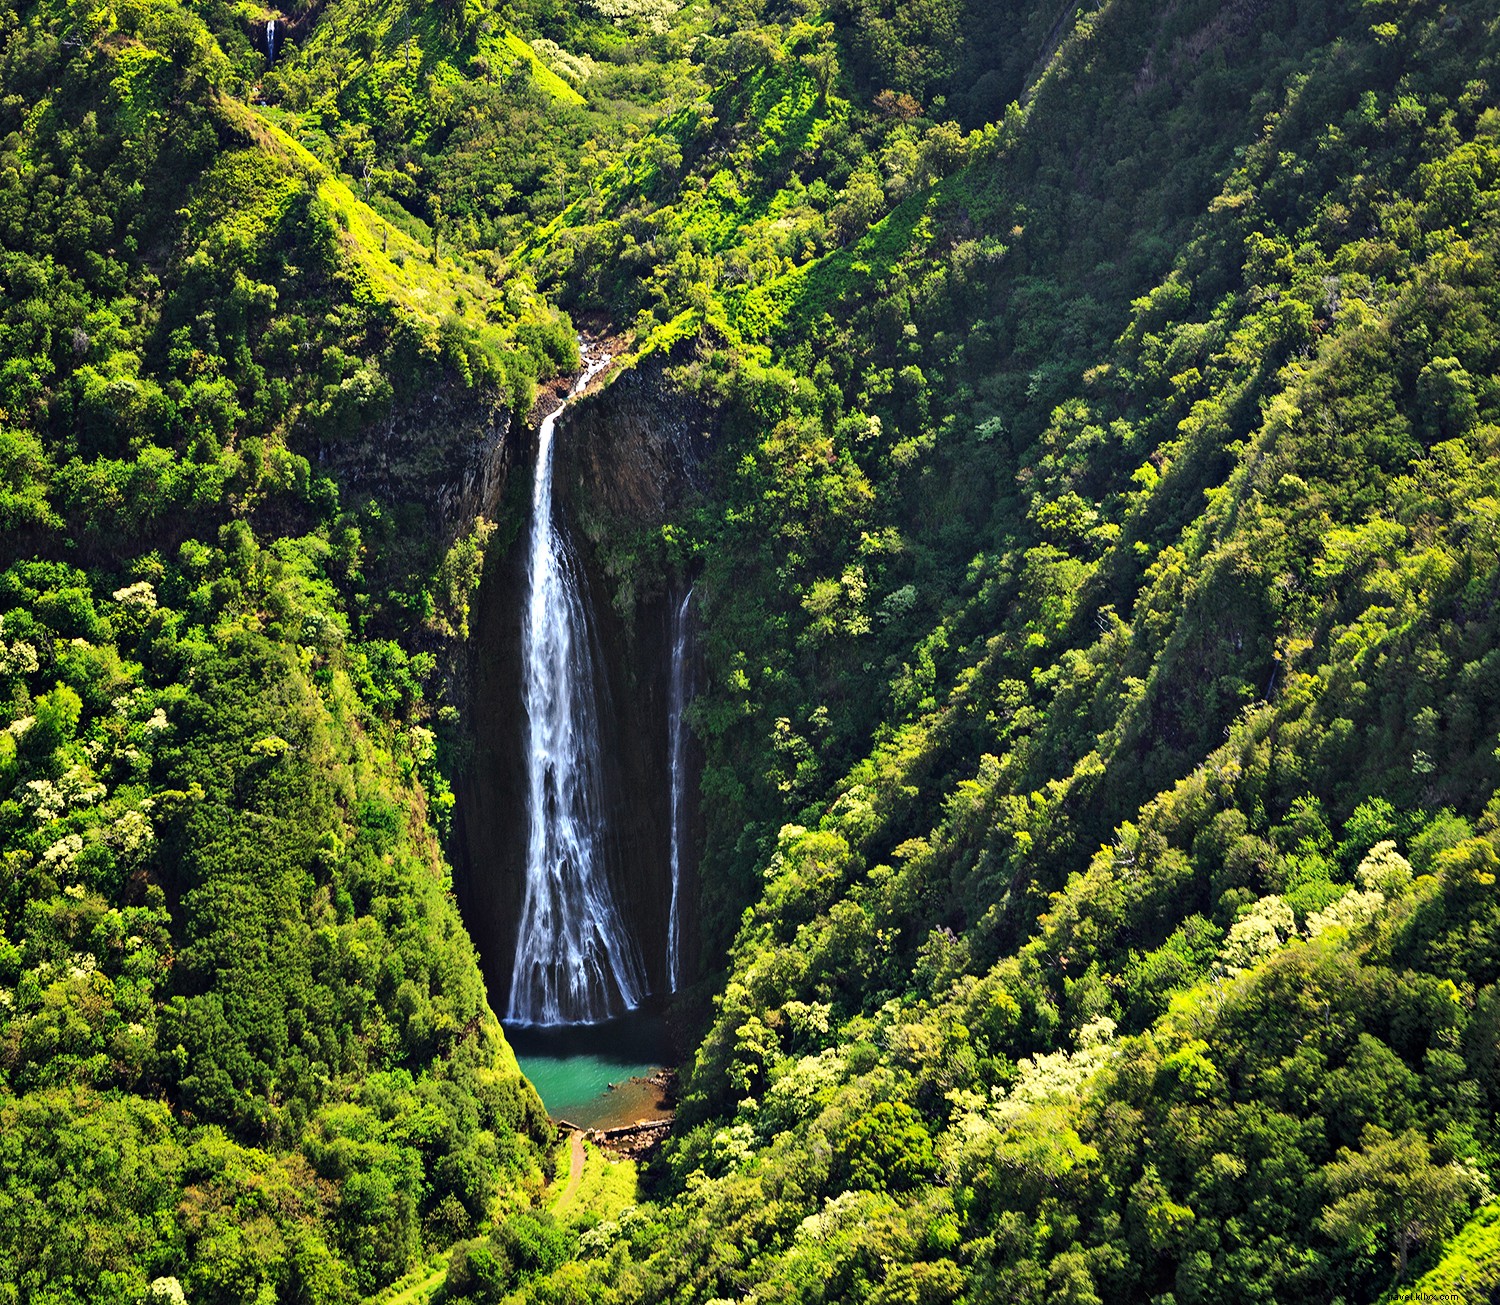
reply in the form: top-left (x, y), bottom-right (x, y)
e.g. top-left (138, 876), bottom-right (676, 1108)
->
top-left (265, 19), bottom-right (276, 62)
top-left (507, 353), bottom-right (648, 1026)
top-left (665, 586), bottom-right (694, 991)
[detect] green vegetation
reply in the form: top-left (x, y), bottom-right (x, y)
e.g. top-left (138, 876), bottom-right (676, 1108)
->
top-left (504, 0), bottom-right (1500, 1302)
top-left (260, 0), bottom-right (707, 255)
top-left (1381, 1203), bottom-right (1500, 1303)
top-left (0, 0), bottom-right (568, 1297)
top-left (9, 0), bottom-right (1500, 1301)
top-left (549, 1135), bottom-right (638, 1223)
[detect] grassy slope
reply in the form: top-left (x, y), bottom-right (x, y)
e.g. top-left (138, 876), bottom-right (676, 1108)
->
top-left (549, 1135), bottom-right (639, 1224)
top-left (1380, 1203), bottom-right (1500, 1304)
top-left (232, 101), bottom-right (548, 342)
top-left (497, 28), bottom-right (585, 106)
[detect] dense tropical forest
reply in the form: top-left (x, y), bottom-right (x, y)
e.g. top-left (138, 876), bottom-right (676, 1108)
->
top-left (4, 0), bottom-right (1500, 1300)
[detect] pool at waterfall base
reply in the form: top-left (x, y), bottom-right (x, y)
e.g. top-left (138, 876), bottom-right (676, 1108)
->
top-left (507, 1008), bottom-right (676, 1130)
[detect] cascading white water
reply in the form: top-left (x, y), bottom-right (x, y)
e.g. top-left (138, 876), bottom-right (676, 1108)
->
top-left (265, 19), bottom-right (276, 61)
top-left (507, 351), bottom-right (648, 1026)
top-left (665, 586), bottom-right (694, 991)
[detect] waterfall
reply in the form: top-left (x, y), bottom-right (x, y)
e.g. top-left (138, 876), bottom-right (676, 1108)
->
top-left (265, 19), bottom-right (276, 62)
top-left (507, 351), bottom-right (648, 1026)
top-left (665, 586), bottom-right (695, 991)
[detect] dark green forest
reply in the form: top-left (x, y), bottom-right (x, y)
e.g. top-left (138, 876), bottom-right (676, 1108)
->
top-left (4, 0), bottom-right (1500, 1301)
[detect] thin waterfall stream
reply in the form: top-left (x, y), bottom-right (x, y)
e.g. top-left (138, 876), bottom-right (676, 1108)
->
top-left (665, 586), bottom-right (694, 992)
top-left (506, 350), bottom-right (648, 1026)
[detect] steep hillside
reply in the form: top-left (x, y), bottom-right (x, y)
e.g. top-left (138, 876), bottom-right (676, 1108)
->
top-left (482, 1), bottom-right (1500, 1303)
top-left (0, 0), bottom-right (571, 1298)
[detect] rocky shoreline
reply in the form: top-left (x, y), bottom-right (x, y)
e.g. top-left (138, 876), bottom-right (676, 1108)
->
top-left (557, 1069), bottom-right (677, 1159)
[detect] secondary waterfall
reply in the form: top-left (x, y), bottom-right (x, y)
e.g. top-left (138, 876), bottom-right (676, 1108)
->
top-left (507, 351), bottom-right (648, 1026)
top-left (265, 19), bottom-right (276, 61)
top-left (665, 586), bottom-right (694, 991)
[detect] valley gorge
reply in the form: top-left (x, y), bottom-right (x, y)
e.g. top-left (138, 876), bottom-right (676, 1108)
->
top-left (5, 1), bottom-right (1500, 1303)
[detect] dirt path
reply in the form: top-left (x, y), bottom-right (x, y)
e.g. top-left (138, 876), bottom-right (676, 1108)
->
top-left (377, 1258), bottom-right (447, 1305)
top-left (556, 1130), bottom-right (585, 1209)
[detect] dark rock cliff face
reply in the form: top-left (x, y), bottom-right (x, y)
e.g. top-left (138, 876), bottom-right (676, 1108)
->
top-left (452, 359), bottom-right (713, 1016)
top-left (317, 381), bottom-right (517, 546)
